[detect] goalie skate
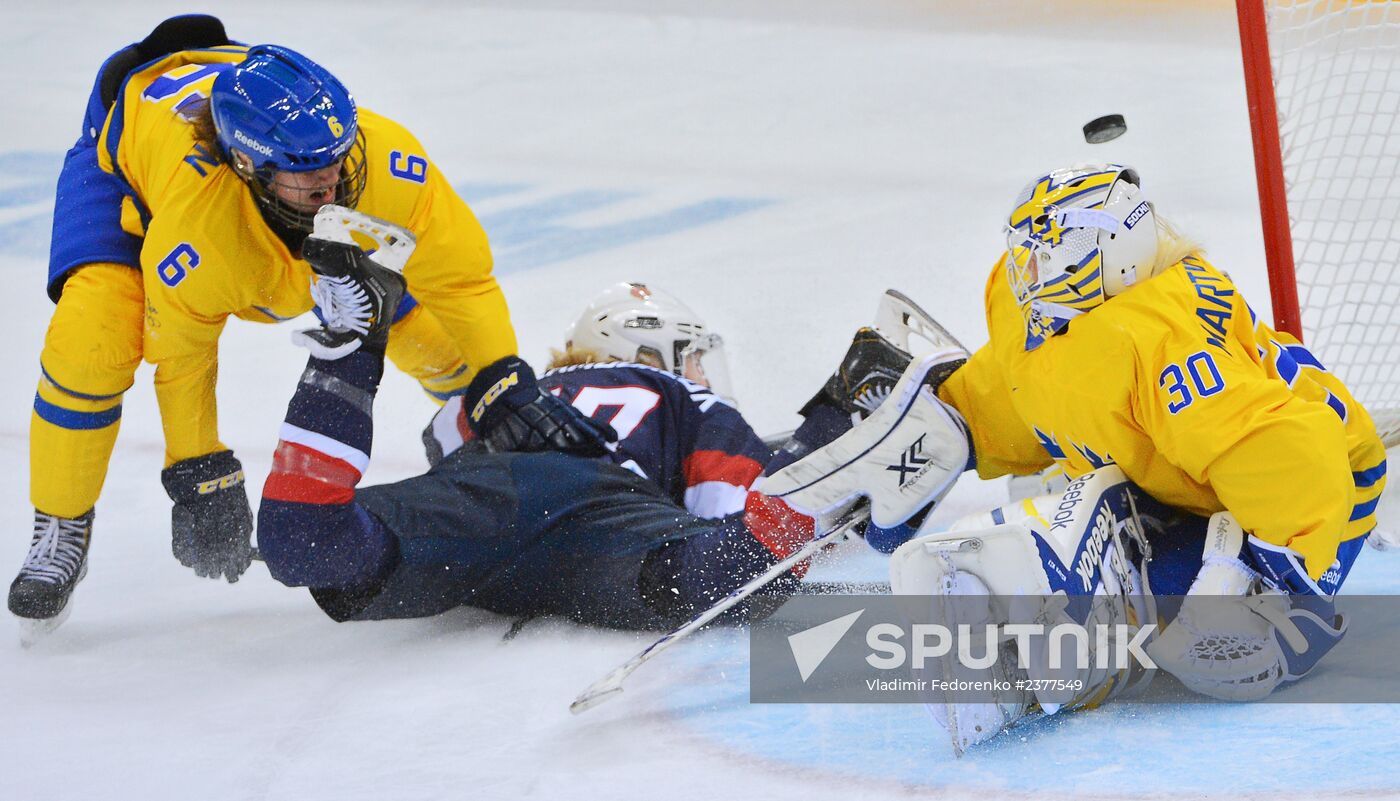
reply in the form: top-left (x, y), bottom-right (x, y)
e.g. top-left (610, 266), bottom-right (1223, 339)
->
top-left (1147, 512), bottom-right (1348, 701)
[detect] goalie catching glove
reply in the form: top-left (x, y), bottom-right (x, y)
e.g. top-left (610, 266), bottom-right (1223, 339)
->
top-left (463, 357), bottom-right (617, 457)
top-left (161, 450), bottom-right (255, 583)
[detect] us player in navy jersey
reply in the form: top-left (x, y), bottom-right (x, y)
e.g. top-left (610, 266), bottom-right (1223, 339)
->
top-left (255, 224), bottom-right (910, 628)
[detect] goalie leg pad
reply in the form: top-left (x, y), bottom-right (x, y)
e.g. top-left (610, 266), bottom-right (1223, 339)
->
top-left (1148, 589), bottom-right (1348, 701)
top-left (912, 571), bottom-right (1036, 756)
top-left (1147, 512), bottom-right (1350, 700)
top-left (886, 525), bottom-right (1065, 752)
top-left (890, 468), bottom-right (1161, 750)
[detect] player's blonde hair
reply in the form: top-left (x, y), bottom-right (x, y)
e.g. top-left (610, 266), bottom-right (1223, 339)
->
top-left (1154, 214), bottom-right (1202, 272)
top-left (546, 345), bottom-right (608, 371)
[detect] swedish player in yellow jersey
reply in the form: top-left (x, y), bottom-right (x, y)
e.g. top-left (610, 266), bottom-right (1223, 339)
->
top-left (9, 16), bottom-right (613, 633)
top-left (939, 163), bottom-right (1387, 585)
top-left (764, 163), bottom-right (1388, 741)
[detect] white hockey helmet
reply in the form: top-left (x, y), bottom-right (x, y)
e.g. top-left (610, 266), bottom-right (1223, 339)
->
top-left (1004, 164), bottom-right (1159, 348)
top-left (567, 282), bottom-right (734, 401)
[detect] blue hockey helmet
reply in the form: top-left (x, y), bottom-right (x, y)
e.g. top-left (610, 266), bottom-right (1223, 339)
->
top-left (210, 45), bottom-right (367, 233)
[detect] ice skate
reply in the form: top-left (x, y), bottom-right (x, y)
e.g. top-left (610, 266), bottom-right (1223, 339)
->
top-left (9, 510), bottom-right (93, 645)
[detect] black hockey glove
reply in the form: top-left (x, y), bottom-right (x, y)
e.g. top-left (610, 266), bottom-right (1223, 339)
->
top-left (161, 450), bottom-right (255, 583)
top-left (463, 356), bottom-right (617, 456)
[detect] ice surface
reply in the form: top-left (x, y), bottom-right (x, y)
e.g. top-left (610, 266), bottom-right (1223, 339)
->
top-left (1, 2), bottom-right (1396, 799)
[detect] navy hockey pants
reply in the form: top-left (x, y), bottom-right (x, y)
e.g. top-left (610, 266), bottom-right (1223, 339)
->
top-left (308, 448), bottom-right (768, 630)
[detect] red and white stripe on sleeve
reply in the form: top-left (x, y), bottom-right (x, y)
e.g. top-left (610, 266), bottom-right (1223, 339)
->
top-left (262, 423), bottom-right (370, 505)
top-left (681, 449), bottom-right (765, 518)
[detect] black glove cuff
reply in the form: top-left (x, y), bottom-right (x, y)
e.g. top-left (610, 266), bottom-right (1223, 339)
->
top-left (462, 356), bottom-right (539, 436)
top-left (161, 450), bottom-right (246, 505)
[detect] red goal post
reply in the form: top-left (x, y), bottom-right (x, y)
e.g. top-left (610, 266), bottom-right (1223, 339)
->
top-left (1235, 0), bottom-right (1400, 449)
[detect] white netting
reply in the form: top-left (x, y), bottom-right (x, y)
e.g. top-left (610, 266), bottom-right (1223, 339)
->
top-left (1265, 0), bottom-right (1400, 447)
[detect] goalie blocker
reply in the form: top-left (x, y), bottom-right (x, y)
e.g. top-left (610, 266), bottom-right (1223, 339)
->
top-left (762, 350), bottom-right (973, 530)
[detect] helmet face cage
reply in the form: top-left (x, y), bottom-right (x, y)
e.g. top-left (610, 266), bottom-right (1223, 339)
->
top-left (241, 128), bottom-right (368, 234)
top-left (1003, 164), bottom-right (1154, 349)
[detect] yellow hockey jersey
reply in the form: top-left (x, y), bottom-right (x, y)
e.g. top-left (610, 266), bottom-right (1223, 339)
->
top-left (939, 253), bottom-right (1387, 579)
top-left (96, 47), bottom-right (516, 463)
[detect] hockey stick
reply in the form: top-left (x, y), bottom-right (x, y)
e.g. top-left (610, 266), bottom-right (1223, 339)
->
top-left (796, 580), bottom-right (890, 595)
top-left (569, 503), bottom-right (871, 714)
top-left (761, 430), bottom-right (796, 451)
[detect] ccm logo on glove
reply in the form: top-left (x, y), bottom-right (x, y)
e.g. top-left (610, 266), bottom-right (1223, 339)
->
top-left (196, 470), bottom-right (246, 495)
top-left (462, 356), bottom-right (616, 457)
top-left (471, 371), bottom-right (520, 423)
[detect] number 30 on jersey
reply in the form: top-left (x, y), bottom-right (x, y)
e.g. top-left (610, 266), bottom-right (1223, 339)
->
top-left (1158, 351), bottom-right (1225, 414)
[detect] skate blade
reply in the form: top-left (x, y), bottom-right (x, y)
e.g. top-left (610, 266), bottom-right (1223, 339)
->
top-left (17, 603), bottom-right (73, 648)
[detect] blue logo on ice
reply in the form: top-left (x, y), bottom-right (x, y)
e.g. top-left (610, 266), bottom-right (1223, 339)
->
top-left (788, 609), bottom-right (865, 682)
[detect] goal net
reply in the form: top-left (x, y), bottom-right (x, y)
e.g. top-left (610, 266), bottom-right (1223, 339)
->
top-left (1239, 0), bottom-right (1400, 450)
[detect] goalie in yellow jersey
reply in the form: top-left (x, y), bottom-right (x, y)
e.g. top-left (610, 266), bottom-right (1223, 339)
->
top-left (763, 163), bottom-right (1388, 752)
top-left (9, 15), bottom-right (613, 635)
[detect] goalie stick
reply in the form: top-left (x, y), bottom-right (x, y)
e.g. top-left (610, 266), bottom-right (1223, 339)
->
top-left (569, 503), bottom-right (871, 714)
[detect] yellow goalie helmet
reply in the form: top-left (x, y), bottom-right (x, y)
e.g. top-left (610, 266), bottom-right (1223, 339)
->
top-left (1004, 164), bottom-right (1159, 350)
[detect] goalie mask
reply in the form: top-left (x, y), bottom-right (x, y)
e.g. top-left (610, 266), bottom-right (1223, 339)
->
top-left (210, 45), bottom-right (368, 237)
top-left (567, 283), bottom-right (736, 405)
top-left (1004, 164), bottom-right (1159, 351)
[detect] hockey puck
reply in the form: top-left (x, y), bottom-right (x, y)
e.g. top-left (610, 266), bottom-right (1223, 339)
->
top-left (1083, 114), bottom-right (1127, 144)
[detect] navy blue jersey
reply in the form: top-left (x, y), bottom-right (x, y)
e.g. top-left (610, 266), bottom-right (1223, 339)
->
top-left (426, 363), bottom-right (771, 518)
top-left (259, 351), bottom-right (810, 628)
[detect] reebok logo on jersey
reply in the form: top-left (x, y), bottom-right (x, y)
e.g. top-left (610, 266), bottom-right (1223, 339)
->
top-left (234, 130), bottom-right (275, 157)
top-left (472, 372), bottom-right (520, 422)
